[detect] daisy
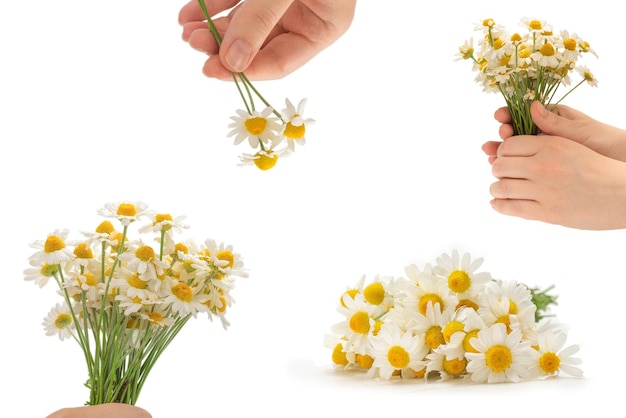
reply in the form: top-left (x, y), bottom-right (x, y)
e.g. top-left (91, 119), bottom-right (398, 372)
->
top-left (465, 323), bottom-right (533, 383)
top-left (161, 277), bottom-right (210, 317)
top-left (111, 267), bottom-right (158, 302)
top-left (202, 238), bottom-right (248, 278)
top-left (81, 220), bottom-right (120, 249)
top-left (434, 249), bottom-right (492, 299)
top-left (368, 322), bottom-right (429, 380)
top-left (331, 293), bottom-right (376, 355)
top-left (426, 341), bottom-right (468, 381)
top-left (238, 145), bottom-right (289, 170)
top-left (403, 263), bottom-right (459, 316)
top-left (228, 107), bottom-right (281, 149)
top-left (139, 212), bottom-right (188, 235)
top-left (279, 98), bottom-right (315, 151)
top-left (98, 201), bottom-right (150, 226)
top-left (576, 65), bottom-right (598, 87)
top-left (28, 228), bottom-right (76, 266)
top-left (118, 242), bottom-right (169, 283)
top-left (42, 302), bottom-right (75, 341)
top-left (529, 330), bottom-right (583, 379)
top-left (24, 259), bottom-right (59, 288)
top-left (407, 302), bottom-right (454, 351)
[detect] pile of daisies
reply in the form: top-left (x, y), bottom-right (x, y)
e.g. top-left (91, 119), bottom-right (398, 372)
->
top-left (25, 201), bottom-right (248, 404)
top-left (326, 250), bottom-right (582, 383)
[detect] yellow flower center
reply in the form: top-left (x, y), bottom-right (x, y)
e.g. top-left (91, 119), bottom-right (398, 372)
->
top-left (482, 19), bottom-right (495, 28)
top-left (519, 49), bottom-right (531, 59)
top-left (529, 20), bottom-right (542, 30)
top-left (44, 235), bottom-right (65, 253)
top-left (356, 354), bottom-right (374, 369)
top-left (245, 117), bottom-right (267, 135)
top-left (442, 356), bottom-right (467, 376)
top-left (456, 299), bottom-right (479, 311)
top-left (463, 329), bottom-right (480, 353)
top-left (172, 282), bottom-right (193, 302)
top-left (117, 203), bottom-right (137, 217)
top-left (510, 33), bottom-right (522, 42)
top-left (175, 242), bottom-right (189, 254)
top-left (128, 274), bottom-right (148, 289)
top-left (40, 263), bottom-right (60, 277)
top-left (349, 311), bottom-right (371, 334)
top-left (496, 314), bottom-right (512, 333)
top-left (149, 311), bottom-right (164, 323)
top-left (135, 245), bottom-right (155, 262)
top-left (493, 38), bottom-right (504, 50)
top-left (80, 272), bottom-right (97, 287)
top-left (364, 282), bottom-right (385, 305)
top-left (55, 312), bottom-right (73, 330)
top-left (284, 121), bottom-right (306, 139)
top-left (73, 243), bottom-right (93, 259)
top-left (411, 367), bottom-right (427, 378)
top-left (96, 220), bottom-right (115, 234)
top-left (387, 345), bottom-right (410, 369)
top-left (217, 250), bottom-right (235, 268)
top-left (443, 320), bottom-right (465, 343)
top-left (539, 352), bottom-right (560, 374)
top-left (373, 320), bottom-right (383, 336)
top-left (563, 38), bottom-right (577, 51)
top-left (485, 345), bottom-right (513, 372)
top-left (155, 213), bottom-right (173, 230)
top-left (540, 43), bottom-right (555, 56)
top-left (425, 326), bottom-right (444, 350)
top-left (448, 270), bottom-right (471, 293)
top-left (332, 343), bottom-right (348, 366)
top-left (419, 293), bottom-right (443, 315)
top-left (253, 152), bottom-right (278, 170)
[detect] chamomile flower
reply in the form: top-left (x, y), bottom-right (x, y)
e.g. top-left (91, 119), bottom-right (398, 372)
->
top-left (368, 322), bottom-right (429, 380)
top-left (407, 302), bottom-right (455, 351)
top-left (434, 249), bottom-right (492, 299)
top-left (98, 201), bottom-right (150, 226)
top-left (29, 228), bottom-right (76, 266)
top-left (118, 242), bottom-right (169, 283)
top-left (279, 98), bottom-right (315, 151)
top-left (161, 278), bottom-right (210, 317)
top-left (331, 293), bottom-right (376, 355)
top-left (466, 323), bottom-right (533, 383)
top-left (529, 330), bottom-right (583, 379)
top-left (139, 212), bottom-right (188, 235)
top-left (403, 263), bottom-right (459, 316)
top-left (24, 259), bottom-right (59, 288)
top-left (43, 302), bottom-right (75, 341)
top-left (228, 107), bottom-right (281, 148)
top-left (426, 340), bottom-right (468, 381)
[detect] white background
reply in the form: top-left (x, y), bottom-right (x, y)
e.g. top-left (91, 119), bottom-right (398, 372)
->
top-left (1, 1), bottom-right (622, 417)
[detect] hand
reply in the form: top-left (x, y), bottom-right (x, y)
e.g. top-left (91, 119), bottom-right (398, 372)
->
top-left (46, 404), bottom-right (151, 418)
top-left (179, 0), bottom-right (357, 80)
top-left (488, 134), bottom-right (626, 230)
top-left (484, 101), bottom-right (626, 163)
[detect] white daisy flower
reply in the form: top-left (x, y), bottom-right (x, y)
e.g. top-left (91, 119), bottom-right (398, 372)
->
top-left (529, 330), bottom-right (583, 379)
top-left (331, 293), bottom-right (376, 355)
top-left (368, 322), bottom-right (429, 380)
top-left (228, 107), bottom-right (281, 148)
top-left (118, 242), bottom-right (169, 283)
top-left (425, 340), bottom-right (468, 381)
top-left (139, 212), bottom-right (188, 234)
top-left (28, 228), bottom-right (76, 266)
top-left (407, 302), bottom-right (455, 351)
top-left (42, 302), bottom-right (75, 341)
top-left (161, 278), bottom-right (210, 317)
top-left (434, 249), bottom-right (492, 299)
top-left (81, 220), bottom-right (120, 248)
top-left (402, 263), bottom-right (459, 316)
top-left (466, 323), bottom-right (533, 383)
top-left (98, 201), bottom-right (150, 226)
top-left (111, 268), bottom-right (159, 302)
top-left (279, 98), bottom-right (315, 151)
top-left (24, 260), bottom-right (59, 288)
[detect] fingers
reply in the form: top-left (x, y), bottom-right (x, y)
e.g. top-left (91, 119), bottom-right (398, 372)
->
top-left (219, 0), bottom-right (295, 73)
top-left (47, 404), bottom-right (152, 418)
top-left (530, 101), bottom-right (594, 144)
top-left (493, 106), bottom-right (512, 124)
top-left (178, 0), bottom-right (240, 25)
top-left (490, 197), bottom-right (542, 222)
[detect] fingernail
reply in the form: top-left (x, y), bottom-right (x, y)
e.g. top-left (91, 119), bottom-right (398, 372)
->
top-left (224, 39), bottom-right (252, 72)
top-left (536, 101), bottom-right (547, 116)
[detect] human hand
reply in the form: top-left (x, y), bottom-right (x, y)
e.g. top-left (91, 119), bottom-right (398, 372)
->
top-left (179, 0), bottom-right (357, 80)
top-left (488, 134), bottom-right (626, 230)
top-left (46, 404), bottom-right (151, 418)
top-left (484, 101), bottom-right (626, 163)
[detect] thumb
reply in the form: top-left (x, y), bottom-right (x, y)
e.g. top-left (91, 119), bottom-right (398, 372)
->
top-left (219, 0), bottom-right (294, 73)
top-left (530, 101), bottom-right (590, 144)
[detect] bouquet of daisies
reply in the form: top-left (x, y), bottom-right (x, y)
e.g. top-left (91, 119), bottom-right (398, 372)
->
top-left (326, 250), bottom-right (582, 383)
top-left (457, 18), bottom-right (597, 135)
top-left (25, 201), bottom-right (248, 405)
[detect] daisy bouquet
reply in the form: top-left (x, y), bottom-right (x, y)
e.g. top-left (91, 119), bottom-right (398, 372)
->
top-left (326, 250), bottom-right (582, 383)
top-left (457, 18), bottom-right (598, 135)
top-left (25, 201), bottom-right (248, 405)
top-left (196, 0), bottom-right (315, 170)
